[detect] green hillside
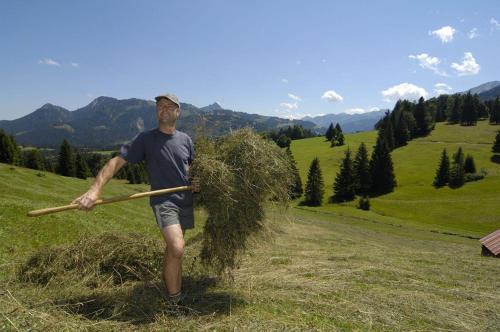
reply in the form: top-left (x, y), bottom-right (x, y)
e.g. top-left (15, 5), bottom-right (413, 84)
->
top-left (0, 164), bottom-right (204, 270)
top-left (1, 122), bottom-right (499, 330)
top-left (291, 121), bottom-right (500, 237)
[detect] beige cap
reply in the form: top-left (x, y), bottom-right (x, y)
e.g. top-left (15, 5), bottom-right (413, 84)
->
top-left (154, 92), bottom-right (180, 107)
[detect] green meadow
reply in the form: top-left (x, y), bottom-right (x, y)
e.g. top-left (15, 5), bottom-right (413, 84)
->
top-left (0, 121), bottom-right (499, 330)
top-left (291, 121), bottom-right (500, 238)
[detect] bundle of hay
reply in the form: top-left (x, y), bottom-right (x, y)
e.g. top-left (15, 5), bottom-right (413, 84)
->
top-left (191, 128), bottom-right (293, 274)
top-left (18, 233), bottom-right (163, 287)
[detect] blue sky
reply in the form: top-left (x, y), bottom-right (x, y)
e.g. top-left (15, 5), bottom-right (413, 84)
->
top-left (1, 0), bottom-right (499, 120)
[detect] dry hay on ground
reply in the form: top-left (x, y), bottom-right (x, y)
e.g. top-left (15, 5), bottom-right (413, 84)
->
top-left (18, 233), bottom-right (163, 287)
top-left (191, 128), bottom-right (293, 275)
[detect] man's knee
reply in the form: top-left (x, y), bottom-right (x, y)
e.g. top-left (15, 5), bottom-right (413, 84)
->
top-left (167, 238), bottom-right (185, 259)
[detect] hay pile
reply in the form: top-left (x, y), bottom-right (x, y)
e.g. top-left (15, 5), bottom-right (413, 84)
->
top-left (191, 128), bottom-right (293, 274)
top-left (18, 233), bottom-right (163, 287)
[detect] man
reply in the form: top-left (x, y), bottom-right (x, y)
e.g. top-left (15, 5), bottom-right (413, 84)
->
top-left (72, 92), bottom-right (199, 305)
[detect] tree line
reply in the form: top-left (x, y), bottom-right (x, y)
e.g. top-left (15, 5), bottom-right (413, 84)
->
top-left (265, 124), bottom-right (317, 148)
top-left (0, 130), bottom-right (148, 185)
top-left (294, 93), bottom-right (500, 207)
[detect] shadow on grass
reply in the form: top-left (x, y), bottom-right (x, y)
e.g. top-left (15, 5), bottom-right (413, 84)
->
top-left (57, 275), bottom-right (245, 325)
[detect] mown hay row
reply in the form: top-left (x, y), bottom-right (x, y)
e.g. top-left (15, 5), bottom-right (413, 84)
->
top-left (18, 233), bottom-right (163, 287)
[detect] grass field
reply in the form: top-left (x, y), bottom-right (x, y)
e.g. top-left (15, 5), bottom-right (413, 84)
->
top-left (0, 122), bottom-right (499, 330)
top-left (291, 121), bottom-right (500, 238)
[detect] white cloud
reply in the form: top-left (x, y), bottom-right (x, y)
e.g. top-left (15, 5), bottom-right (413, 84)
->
top-left (38, 58), bottom-right (60, 66)
top-left (381, 83), bottom-right (428, 102)
top-left (434, 83), bottom-right (453, 95)
top-left (282, 113), bottom-right (315, 120)
top-left (369, 107), bottom-right (381, 112)
top-left (408, 53), bottom-right (447, 76)
top-left (321, 90), bottom-right (343, 103)
top-left (280, 102), bottom-right (298, 110)
top-left (429, 26), bottom-right (456, 43)
top-left (451, 52), bottom-right (480, 76)
top-left (281, 78), bottom-right (289, 84)
top-left (491, 18), bottom-right (500, 30)
top-left (70, 62), bottom-right (79, 67)
top-left (288, 93), bottom-right (301, 101)
top-left (468, 28), bottom-right (479, 39)
top-left (344, 108), bottom-right (366, 115)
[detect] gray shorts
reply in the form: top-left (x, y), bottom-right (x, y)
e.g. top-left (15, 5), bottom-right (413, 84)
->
top-left (152, 203), bottom-right (194, 231)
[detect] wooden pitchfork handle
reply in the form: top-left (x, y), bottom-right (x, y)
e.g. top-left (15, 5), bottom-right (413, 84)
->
top-left (27, 185), bottom-right (192, 217)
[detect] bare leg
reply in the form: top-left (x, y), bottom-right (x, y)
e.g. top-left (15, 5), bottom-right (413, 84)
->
top-left (161, 224), bottom-right (185, 295)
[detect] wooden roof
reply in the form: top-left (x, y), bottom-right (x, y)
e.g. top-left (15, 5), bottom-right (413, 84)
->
top-left (480, 229), bottom-right (500, 256)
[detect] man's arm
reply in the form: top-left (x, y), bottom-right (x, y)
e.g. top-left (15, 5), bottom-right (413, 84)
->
top-left (72, 156), bottom-right (127, 211)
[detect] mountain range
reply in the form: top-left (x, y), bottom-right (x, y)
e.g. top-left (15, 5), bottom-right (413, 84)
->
top-left (0, 97), bottom-right (388, 149)
top-left (0, 97), bottom-right (321, 148)
top-left (1, 81), bottom-right (499, 149)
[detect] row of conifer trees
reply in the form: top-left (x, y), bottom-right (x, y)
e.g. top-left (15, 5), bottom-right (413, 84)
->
top-left (301, 133), bottom-right (397, 207)
top-left (295, 94), bottom-right (500, 206)
top-left (0, 130), bottom-right (148, 185)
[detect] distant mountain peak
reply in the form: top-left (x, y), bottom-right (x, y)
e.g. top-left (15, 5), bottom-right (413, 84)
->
top-left (40, 103), bottom-right (57, 109)
top-left (87, 96), bottom-right (117, 108)
top-left (35, 103), bottom-right (68, 113)
top-left (200, 102), bottom-right (224, 112)
top-left (465, 81), bottom-right (500, 95)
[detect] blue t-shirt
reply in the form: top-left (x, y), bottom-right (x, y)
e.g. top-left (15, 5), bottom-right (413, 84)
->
top-left (119, 128), bottom-right (194, 208)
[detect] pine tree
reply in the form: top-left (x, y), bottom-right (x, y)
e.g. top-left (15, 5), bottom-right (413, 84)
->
top-left (335, 123), bottom-right (343, 137)
top-left (24, 149), bottom-right (45, 170)
top-left (0, 130), bottom-right (22, 165)
top-left (57, 139), bottom-right (76, 177)
top-left (325, 123), bottom-right (334, 141)
top-left (75, 152), bottom-right (91, 179)
top-left (353, 142), bottom-right (371, 195)
top-left (0, 130), bottom-right (15, 164)
top-left (333, 149), bottom-right (356, 202)
top-left (493, 131), bottom-right (500, 153)
top-left (138, 163), bottom-right (149, 184)
top-left (126, 165), bottom-right (137, 184)
top-left (433, 148), bottom-right (450, 187)
top-left (304, 157), bottom-right (324, 206)
top-left (276, 134), bottom-right (291, 148)
top-left (369, 136), bottom-right (397, 194)
top-left (475, 96), bottom-right (489, 119)
top-left (286, 147), bottom-right (303, 199)
top-left (337, 131), bottom-right (345, 146)
top-left (44, 158), bottom-right (55, 173)
top-left (393, 109), bottom-right (410, 148)
top-left (495, 97), bottom-right (500, 125)
top-left (133, 164), bottom-right (144, 184)
top-left (449, 147), bottom-right (465, 188)
top-left (435, 95), bottom-right (449, 122)
top-left (448, 95), bottom-right (461, 124)
top-left (464, 154), bottom-right (476, 174)
top-left (414, 96), bottom-right (432, 136)
top-left (330, 123), bottom-right (344, 146)
top-left (460, 92), bottom-right (478, 126)
top-left (378, 114), bottom-right (395, 151)
top-left (490, 97), bottom-right (500, 125)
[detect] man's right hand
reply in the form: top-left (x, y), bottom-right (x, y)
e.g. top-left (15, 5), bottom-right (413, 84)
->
top-left (72, 189), bottom-right (100, 211)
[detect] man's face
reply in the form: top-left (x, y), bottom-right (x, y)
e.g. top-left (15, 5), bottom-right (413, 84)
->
top-left (156, 98), bottom-right (180, 126)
